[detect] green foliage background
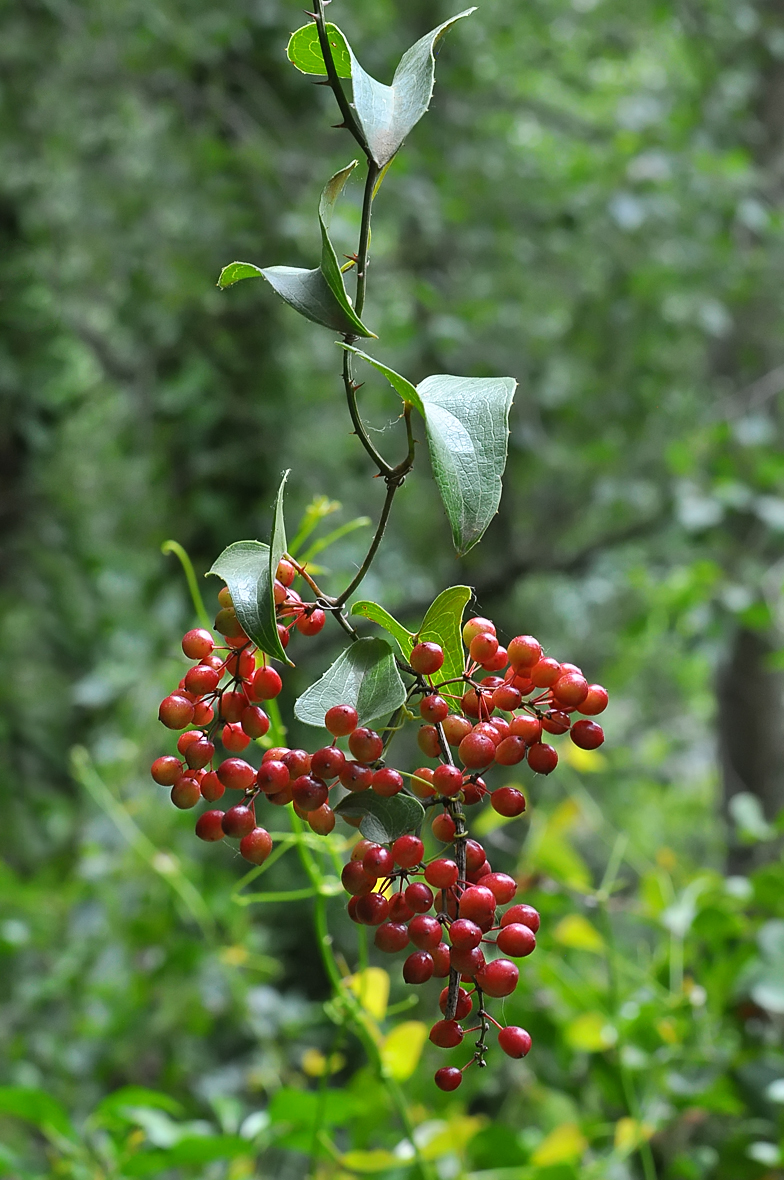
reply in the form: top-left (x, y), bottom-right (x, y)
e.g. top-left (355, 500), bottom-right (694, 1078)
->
top-left (1, 0), bottom-right (784, 1177)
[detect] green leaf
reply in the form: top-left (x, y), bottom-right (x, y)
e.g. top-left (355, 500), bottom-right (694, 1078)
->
top-left (123, 1136), bottom-right (251, 1176)
top-left (218, 167), bottom-right (376, 338)
top-left (342, 348), bottom-right (517, 554)
top-left (416, 585), bottom-right (471, 697)
top-left (334, 791), bottom-right (424, 843)
top-left (267, 469), bottom-right (290, 658)
top-left (0, 1087), bottom-right (75, 1140)
top-left (350, 600), bottom-right (414, 656)
top-left (94, 1087), bottom-right (184, 1120)
top-left (294, 637), bottom-right (406, 727)
top-left (348, 10), bottom-right (476, 167)
top-left (287, 22), bottom-right (351, 78)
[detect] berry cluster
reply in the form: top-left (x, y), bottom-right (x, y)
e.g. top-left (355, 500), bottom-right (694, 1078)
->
top-left (152, 577), bottom-right (609, 1086)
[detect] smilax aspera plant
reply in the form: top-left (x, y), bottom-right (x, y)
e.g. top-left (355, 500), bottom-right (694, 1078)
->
top-left (153, 2), bottom-right (609, 1094)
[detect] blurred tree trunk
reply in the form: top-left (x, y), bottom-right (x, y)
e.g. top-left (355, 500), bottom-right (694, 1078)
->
top-left (718, 626), bottom-right (784, 873)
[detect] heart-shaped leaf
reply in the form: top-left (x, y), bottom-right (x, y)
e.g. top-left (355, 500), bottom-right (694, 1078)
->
top-left (334, 791), bottom-right (424, 843)
top-left (294, 637), bottom-right (406, 728)
top-left (218, 165), bottom-right (376, 339)
top-left (350, 600), bottom-right (414, 657)
top-left (208, 472), bottom-right (292, 665)
top-left (416, 585), bottom-right (471, 699)
top-left (342, 347), bottom-right (516, 554)
top-left (349, 9), bottom-right (476, 167)
top-left (287, 22), bottom-right (351, 78)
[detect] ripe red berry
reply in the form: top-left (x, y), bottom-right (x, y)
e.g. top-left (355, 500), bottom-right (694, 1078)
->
top-left (222, 805), bottom-right (256, 838)
top-left (410, 642), bottom-right (445, 675)
top-left (311, 746), bottom-right (346, 781)
top-left (219, 691), bottom-right (247, 723)
top-left (170, 778), bottom-right (202, 809)
top-left (325, 704), bottom-right (359, 736)
top-left (481, 872), bottom-right (517, 905)
top-left (217, 758), bottom-right (256, 791)
top-left (493, 735), bottom-right (526, 766)
top-left (184, 664), bottom-right (220, 695)
top-left (458, 732), bottom-right (495, 769)
top-left (341, 861), bottom-right (376, 896)
top-left (578, 684), bottom-right (609, 716)
top-left (465, 840), bottom-right (486, 872)
top-left (363, 845), bottom-right (394, 877)
top-left (409, 915), bottom-right (443, 950)
top-left (497, 923), bottom-right (536, 957)
top-left (498, 1025), bottom-right (532, 1058)
top-left (221, 723), bottom-right (251, 753)
top-left (281, 749), bottom-right (311, 777)
top-left (501, 903), bottom-right (540, 932)
top-left (291, 774), bottom-right (328, 812)
top-left (375, 922), bottom-right (410, 952)
top-left (240, 827), bottom-right (273, 865)
top-left (433, 764), bottom-right (464, 797)
top-left (438, 986), bottom-right (472, 1021)
top-left (570, 719), bottom-right (605, 749)
top-left (449, 919), bottom-right (483, 950)
top-left (192, 701), bottom-right (215, 727)
top-left (469, 632), bottom-right (499, 664)
top-left (434, 1066), bottom-right (463, 1091)
top-left (355, 893), bottom-right (390, 925)
top-left (349, 727), bottom-right (383, 763)
top-left (389, 892), bottom-right (414, 923)
top-left (159, 694), bottom-right (195, 730)
top-left (256, 760), bottom-right (289, 794)
top-left (250, 666), bottom-right (282, 701)
top-left (508, 634), bottom-right (542, 669)
top-left (509, 714), bottom-right (542, 744)
top-left (463, 616), bottom-right (496, 646)
top-left (491, 787), bottom-right (526, 818)
top-left (553, 671), bottom-right (589, 708)
top-left (458, 885), bottom-right (496, 923)
top-left (195, 809), bottom-right (225, 841)
top-left (432, 942), bottom-right (451, 976)
top-left (541, 710), bottom-right (571, 736)
top-left (431, 811), bottom-right (456, 842)
top-left (420, 694), bottom-right (449, 723)
top-left (240, 706), bottom-right (270, 739)
top-left (182, 628), bottom-right (215, 660)
top-left (372, 767), bottom-right (404, 797)
top-left (339, 762), bottom-right (373, 792)
top-left (392, 835), bottom-right (424, 869)
top-left (475, 958), bottom-right (519, 997)
top-left (417, 725), bottom-right (442, 759)
top-left (425, 858), bottom-right (459, 889)
top-left (492, 684), bottom-right (522, 712)
top-left (530, 657), bottom-right (561, 688)
top-left (430, 1020), bottom-right (464, 1048)
top-left (296, 608), bottom-right (326, 636)
top-left (276, 558), bottom-right (296, 586)
top-left (442, 714), bottom-right (473, 745)
top-left (185, 738), bottom-right (215, 770)
top-left (403, 950), bottom-right (434, 984)
top-left (151, 756), bottom-right (184, 786)
top-left (410, 767), bottom-right (437, 799)
top-left (527, 742), bottom-right (558, 774)
top-left (200, 771), bottom-right (225, 802)
top-left (308, 804), bottom-right (335, 835)
top-left (450, 945), bottom-right (486, 976)
top-left (405, 882), bottom-right (435, 913)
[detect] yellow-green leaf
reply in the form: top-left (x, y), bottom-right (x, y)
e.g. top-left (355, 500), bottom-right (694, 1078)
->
top-left (530, 1122), bottom-right (588, 1166)
top-left (345, 968), bottom-right (390, 1022)
top-left (614, 1117), bottom-right (654, 1154)
top-left (381, 1021), bottom-right (428, 1081)
top-left (553, 914), bottom-right (605, 953)
top-left (340, 1150), bottom-right (400, 1172)
top-left (565, 1011), bottom-right (618, 1052)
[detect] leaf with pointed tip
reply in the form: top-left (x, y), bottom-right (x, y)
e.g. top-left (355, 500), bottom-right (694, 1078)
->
top-left (294, 637), bottom-right (406, 728)
top-left (287, 22), bottom-right (351, 78)
top-left (334, 791), bottom-right (424, 843)
top-left (416, 585), bottom-right (471, 698)
top-left (266, 469), bottom-right (291, 659)
top-left (348, 9), bottom-right (476, 167)
top-left (217, 167), bottom-right (376, 338)
top-left (351, 600), bottom-right (414, 657)
top-left (343, 348), bottom-right (516, 555)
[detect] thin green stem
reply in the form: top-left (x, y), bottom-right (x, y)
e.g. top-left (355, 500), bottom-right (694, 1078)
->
top-left (312, 1), bottom-right (368, 154)
top-left (161, 540), bottom-right (211, 630)
top-left (333, 476), bottom-right (399, 608)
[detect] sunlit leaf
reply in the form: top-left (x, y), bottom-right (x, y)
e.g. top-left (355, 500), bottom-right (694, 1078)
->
top-left (287, 22), bottom-right (351, 78)
top-left (294, 637), bottom-right (406, 727)
top-left (565, 1011), bottom-right (617, 1051)
top-left (553, 914), bottom-right (605, 953)
top-left (381, 1021), bottom-right (428, 1080)
top-left (530, 1122), bottom-right (588, 1166)
top-left (351, 600), bottom-right (414, 656)
top-left (344, 967), bottom-right (390, 1021)
top-left (416, 585), bottom-right (470, 699)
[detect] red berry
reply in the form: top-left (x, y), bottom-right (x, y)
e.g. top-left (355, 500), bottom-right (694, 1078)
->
top-left (458, 885), bottom-right (496, 923)
top-left (291, 774), bottom-right (328, 812)
top-left (493, 736), bottom-right (526, 766)
top-left (339, 762), bottom-right (373, 792)
top-left (240, 706), bottom-right (270, 739)
top-left (222, 805), bottom-right (256, 838)
top-left (192, 701), bottom-right (215, 726)
top-left (541, 710), bottom-right (571, 736)
top-left (465, 840), bottom-right (486, 872)
top-left (256, 760), bottom-right (289, 793)
top-left (195, 809), bottom-right (225, 841)
top-left (431, 811), bottom-right (456, 842)
top-left (159, 694), bottom-right (195, 730)
top-left (240, 827), bottom-right (273, 865)
top-left (530, 657), bottom-right (561, 688)
top-left (501, 904), bottom-right (540, 932)
top-left (389, 892), bottom-right (414, 923)
top-left (509, 714), bottom-right (542, 744)
top-left (308, 804), bottom-right (336, 835)
top-left (463, 616), bottom-right (496, 646)
top-left (491, 787), bottom-right (527, 818)
top-left (492, 684), bottom-right (522, 712)
top-left (432, 941), bottom-right (451, 976)
top-left (405, 882), bottom-right (435, 913)
top-left (372, 767), bottom-right (404, 797)
top-left (219, 691), bottom-right (247, 724)
top-left (276, 559), bottom-right (296, 586)
top-left (351, 839), bottom-right (376, 862)
top-left (553, 671), bottom-right (589, 707)
top-left (430, 1020), bottom-right (464, 1048)
top-left (341, 861), bottom-right (376, 896)
top-left (410, 642), bottom-right (444, 675)
top-left (349, 727), bottom-right (383, 763)
top-left (200, 771), bottom-right (225, 802)
top-left (411, 767), bottom-right (437, 799)
top-left (481, 645), bottom-right (508, 672)
top-left (170, 778), bottom-right (201, 809)
top-left (409, 915), bottom-right (443, 950)
top-left (176, 729), bottom-right (202, 754)
top-left (325, 704), bottom-right (359, 736)
top-left (296, 608), bottom-right (326, 636)
top-left (449, 919), bottom-right (483, 950)
top-left (498, 1025), bottom-right (532, 1058)
top-left (375, 922), bottom-right (410, 952)
top-left (420, 694), bottom-right (449, 723)
top-left (497, 923), bottom-right (536, 957)
top-left (442, 715), bottom-right (473, 745)
top-left (450, 945), bottom-right (486, 976)
top-left (182, 628), bottom-right (215, 660)
top-left (578, 684), bottom-right (609, 716)
top-left (475, 958), bottom-right (519, 997)
top-left (482, 872), bottom-right (517, 904)
top-left (425, 858), bottom-right (459, 890)
top-left (281, 749), bottom-right (311, 777)
top-left (434, 1066), bottom-right (463, 1092)
top-left (250, 666), bottom-right (282, 701)
top-left (217, 758), bottom-right (256, 791)
top-left (363, 845), bottom-right (394, 877)
top-left (355, 893), bottom-right (390, 925)
top-left (185, 738), bottom-right (215, 769)
top-left (458, 732), bottom-right (495, 769)
top-left (151, 756), bottom-right (184, 786)
top-left (469, 632), bottom-right (499, 664)
top-left (570, 719), bottom-right (605, 749)
top-left (184, 664), bottom-right (220, 695)
top-left (527, 742), bottom-right (558, 774)
top-left (403, 950), bottom-right (434, 984)
top-left (417, 725), bottom-right (442, 759)
top-left (221, 723), bottom-right (251, 753)
top-left (277, 624), bottom-right (290, 649)
top-left (433, 764), bottom-right (464, 797)
top-left (392, 835), bottom-right (424, 869)
top-left (508, 635), bottom-right (542, 669)
top-left (311, 746), bottom-right (346, 781)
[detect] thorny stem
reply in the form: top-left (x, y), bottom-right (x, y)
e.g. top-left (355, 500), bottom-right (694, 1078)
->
top-left (355, 160), bottom-right (379, 319)
top-left (312, 0), bottom-right (368, 155)
top-left (334, 475), bottom-right (400, 608)
top-left (343, 350), bottom-right (395, 476)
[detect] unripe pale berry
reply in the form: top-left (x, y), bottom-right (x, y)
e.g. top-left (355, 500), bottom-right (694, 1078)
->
top-left (417, 725), bottom-right (442, 758)
top-left (410, 767), bottom-right (437, 798)
top-left (182, 628), bottom-right (215, 660)
top-left (151, 756), bottom-right (184, 786)
top-left (442, 714), bottom-right (472, 745)
top-left (462, 616), bottom-right (496, 646)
